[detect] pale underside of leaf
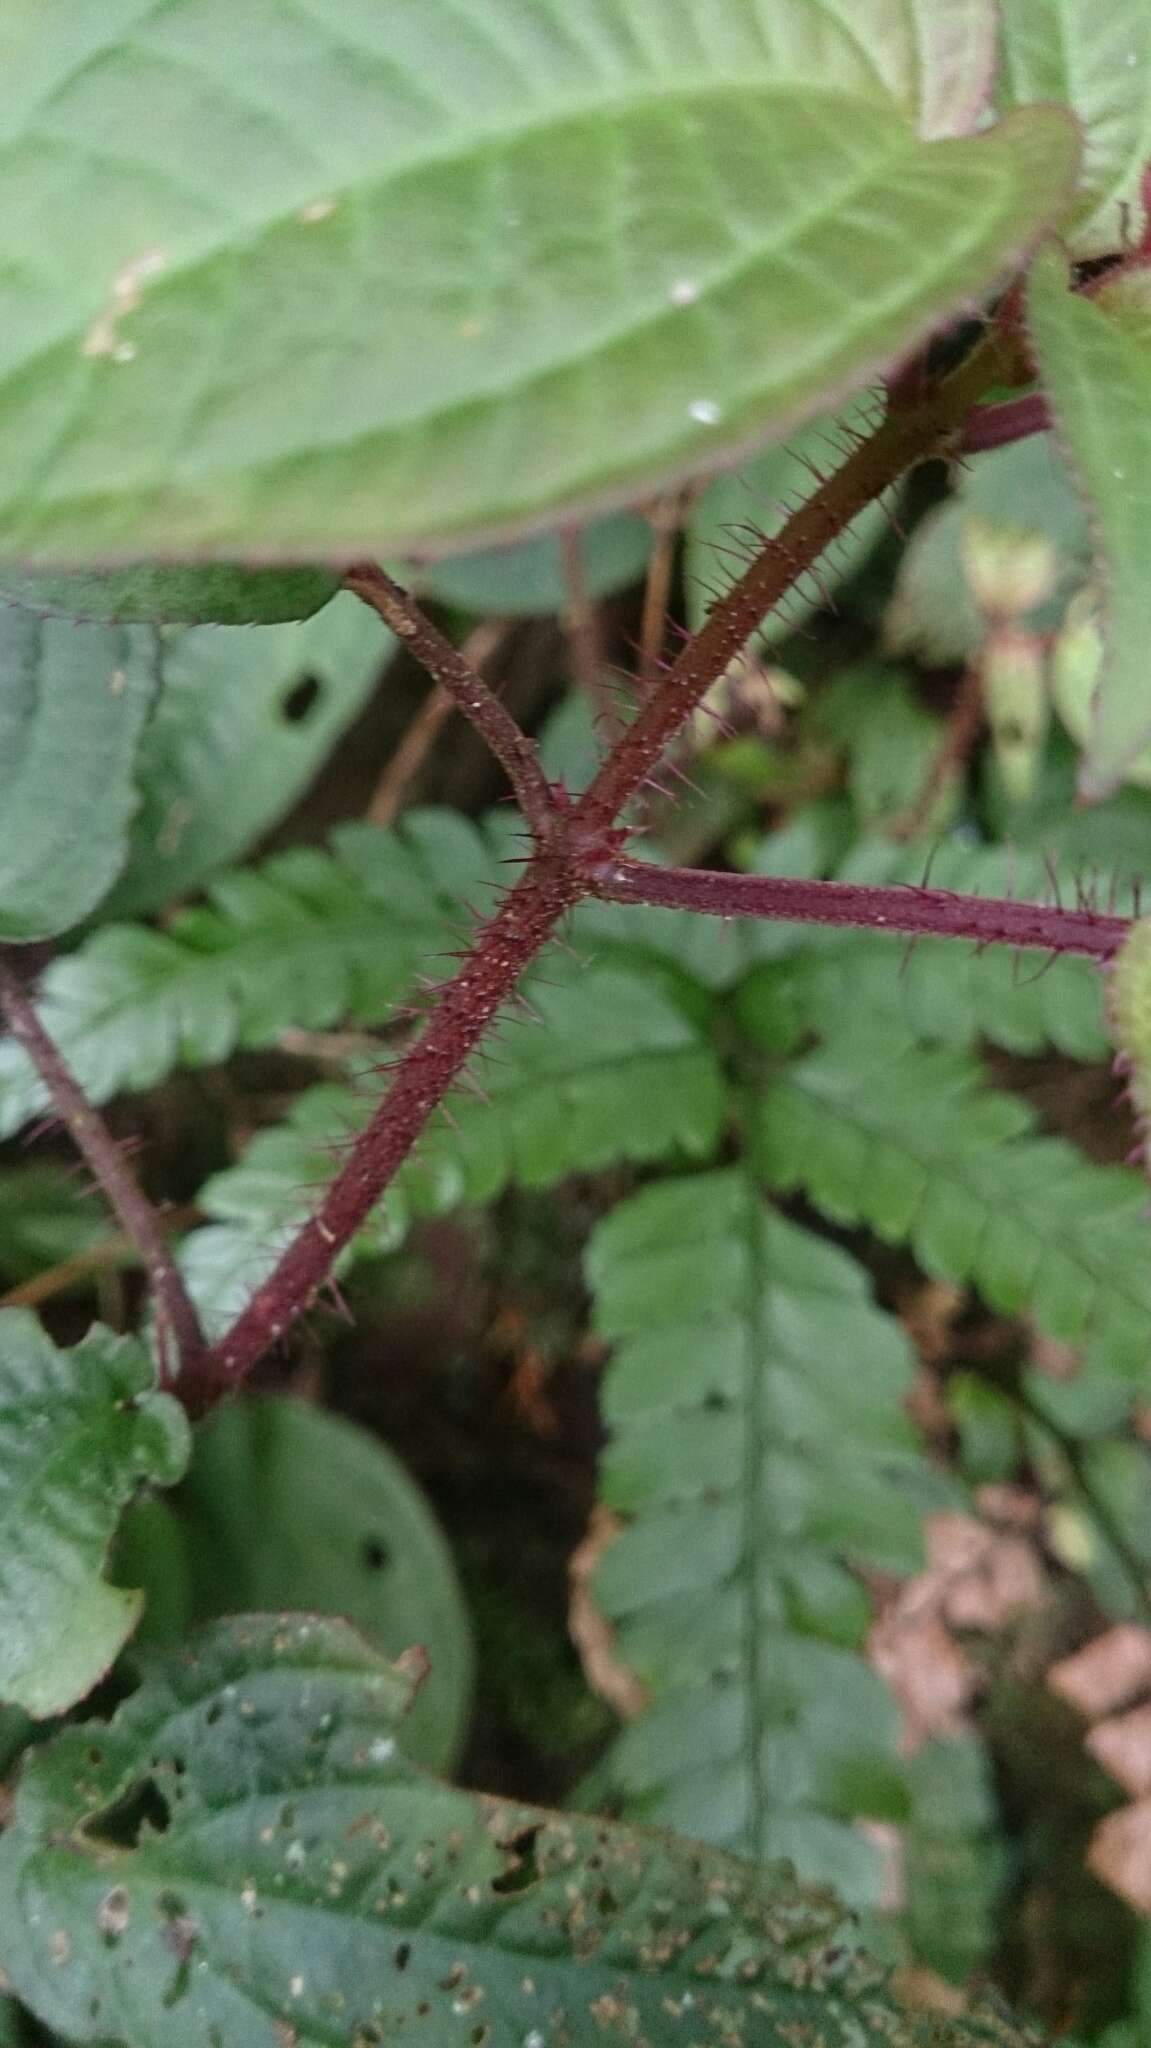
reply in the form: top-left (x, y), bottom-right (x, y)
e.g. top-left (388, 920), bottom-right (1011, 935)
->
top-left (999, 0), bottom-right (1151, 256)
top-left (0, 2), bottom-right (1077, 561)
top-left (0, 606), bottom-right (156, 938)
top-left (1026, 248), bottom-right (1151, 797)
top-left (102, 593), bottom-right (393, 916)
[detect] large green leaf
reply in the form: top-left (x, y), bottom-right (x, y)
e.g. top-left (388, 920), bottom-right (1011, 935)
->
top-left (117, 1397), bottom-right (473, 1773)
top-left (0, 1614), bottom-right (1047, 2048)
top-left (0, 605), bottom-right (155, 938)
top-left (0, 1311), bottom-right (188, 1718)
top-left (755, 1031), bottom-right (1151, 1381)
top-left (0, 5), bottom-right (1075, 562)
top-left (1026, 250), bottom-right (1151, 797)
top-left (104, 594), bottom-right (393, 916)
top-left (181, 957), bottom-right (726, 1332)
top-left (1000, 0), bottom-right (1151, 255)
top-left (588, 1170), bottom-right (934, 1906)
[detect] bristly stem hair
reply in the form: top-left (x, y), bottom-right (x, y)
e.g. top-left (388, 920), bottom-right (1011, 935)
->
top-left (13, 326), bottom-right (1108, 1412)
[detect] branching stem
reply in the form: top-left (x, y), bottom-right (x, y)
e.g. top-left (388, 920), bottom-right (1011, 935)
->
top-left (581, 858), bottom-right (1129, 959)
top-left (185, 329), bottom-right (1032, 1405)
top-left (0, 961), bottom-right (206, 1390)
top-left (345, 562), bottom-right (557, 839)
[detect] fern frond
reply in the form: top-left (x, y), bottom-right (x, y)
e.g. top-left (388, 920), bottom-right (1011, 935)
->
top-left (756, 1033), bottom-right (1151, 1379)
top-left (586, 1168), bottom-right (947, 1907)
top-left (182, 962), bottom-right (726, 1332)
top-left (0, 813), bottom-right (507, 1140)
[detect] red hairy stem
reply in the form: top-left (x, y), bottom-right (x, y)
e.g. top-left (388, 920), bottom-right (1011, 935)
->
top-left (580, 858), bottom-right (1130, 959)
top-left (344, 562), bottom-right (558, 841)
top-left (0, 960), bottom-right (206, 1390)
top-left (192, 332), bottom-right (1014, 1405)
top-left (194, 850), bottom-right (582, 1410)
top-left (571, 331), bottom-right (1009, 837)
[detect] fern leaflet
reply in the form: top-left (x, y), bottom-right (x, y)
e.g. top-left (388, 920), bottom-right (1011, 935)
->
top-left (586, 1168), bottom-right (947, 1907)
top-left (182, 961), bottom-right (726, 1331)
top-left (755, 1032), bottom-right (1151, 1379)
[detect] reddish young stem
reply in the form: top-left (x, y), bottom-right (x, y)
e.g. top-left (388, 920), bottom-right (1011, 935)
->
top-left (192, 331), bottom-right (1015, 1404)
top-left (196, 850), bottom-right (582, 1410)
top-left (571, 333), bottom-right (1007, 837)
top-left (580, 858), bottom-right (1130, 960)
top-left (0, 961), bottom-right (206, 1389)
top-left (345, 563), bottom-right (557, 840)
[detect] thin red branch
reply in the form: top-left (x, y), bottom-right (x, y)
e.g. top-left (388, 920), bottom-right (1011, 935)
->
top-left (344, 563), bottom-right (557, 840)
top-left (571, 332), bottom-right (1009, 837)
top-left (0, 961), bottom-right (206, 1390)
top-left (192, 332), bottom-right (1013, 1405)
top-left (194, 850), bottom-right (581, 1411)
top-left (581, 857), bottom-right (1129, 959)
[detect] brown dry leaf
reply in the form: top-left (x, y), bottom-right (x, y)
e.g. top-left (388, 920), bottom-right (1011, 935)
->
top-left (1028, 1326), bottom-right (1083, 1381)
top-left (1088, 1798), bottom-right (1151, 1916)
top-left (1049, 1625), bottom-right (1151, 1720)
top-left (928, 1510), bottom-right (1046, 1632)
top-left (871, 1509), bottom-right (1046, 1750)
top-left (975, 1482), bottom-right (1043, 1532)
top-left (1087, 1703), bottom-right (1151, 1797)
top-left (569, 1505), bottom-right (649, 1722)
top-left (871, 1607), bottom-right (977, 1750)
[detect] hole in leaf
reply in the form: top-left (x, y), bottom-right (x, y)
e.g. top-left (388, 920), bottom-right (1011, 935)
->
top-left (361, 1536), bottom-right (391, 1571)
top-left (86, 1776), bottom-right (172, 1848)
top-left (491, 1823), bottom-right (542, 1896)
top-left (280, 674), bottom-right (323, 724)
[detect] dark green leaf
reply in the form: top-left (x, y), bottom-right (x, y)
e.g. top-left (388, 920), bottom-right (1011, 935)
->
top-left (0, 1165), bottom-right (109, 1286)
top-left (0, 1312), bottom-right (188, 1718)
top-left (117, 1397), bottom-right (473, 1774)
top-left (0, 606), bottom-right (155, 939)
top-left (0, 563), bottom-right (339, 626)
top-left (0, 1614), bottom-right (1046, 2048)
